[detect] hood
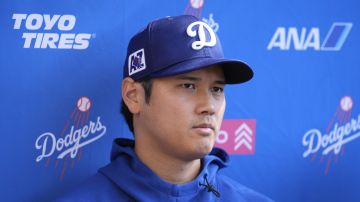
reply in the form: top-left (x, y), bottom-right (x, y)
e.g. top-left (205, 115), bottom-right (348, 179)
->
top-left (99, 138), bottom-right (230, 200)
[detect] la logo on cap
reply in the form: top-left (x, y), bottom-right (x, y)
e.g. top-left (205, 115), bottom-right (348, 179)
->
top-left (187, 21), bottom-right (217, 50)
top-left (128, 48), bottom-right (146, 76)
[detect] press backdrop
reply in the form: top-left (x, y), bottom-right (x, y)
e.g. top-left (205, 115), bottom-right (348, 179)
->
top-left (1, 0), bottom-right (359, 201)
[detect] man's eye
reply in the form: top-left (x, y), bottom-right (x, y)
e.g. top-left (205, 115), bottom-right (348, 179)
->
top-left (182, 83), bottom-right (195, 89)
top-left (212, 87), bottom-right (224, 93)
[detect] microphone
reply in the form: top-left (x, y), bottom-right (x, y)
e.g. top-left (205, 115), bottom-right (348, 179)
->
top-left (199, 174), bottom-right (221, 198)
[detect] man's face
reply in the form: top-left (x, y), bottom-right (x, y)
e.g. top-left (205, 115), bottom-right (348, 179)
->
top-left (135, 65), bottom-right (226, 161)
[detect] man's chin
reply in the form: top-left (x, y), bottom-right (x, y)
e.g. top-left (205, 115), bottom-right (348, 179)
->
top-left (194, 142), bottom-right (214, 158)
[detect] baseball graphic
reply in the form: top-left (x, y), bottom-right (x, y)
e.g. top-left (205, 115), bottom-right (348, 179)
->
top-left (340, 96), bottom-right (353, 111)
top-left (77, 96), bottom-right (91, 112)
top-left (190, 0), bottom-right (204, 9)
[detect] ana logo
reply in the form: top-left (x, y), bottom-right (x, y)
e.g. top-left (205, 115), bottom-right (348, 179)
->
top-left (215, 119), bottom-right (256, 155)
top-left (302, 96), bottom-right (360, 175)
top-left (128, 48), bottom-right (146, 76)
top-left (267, 22), bottom-right (352, 51)
top-left (12, 13), bottom-right (93, 49)
top-left (187, 21), bottom-right (217, 50)
top-left (35, 96), bottom-right (106, 180)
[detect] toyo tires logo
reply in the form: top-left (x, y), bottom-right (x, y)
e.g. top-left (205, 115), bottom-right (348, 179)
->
top-left (12, 13), bottom-right (94, 49)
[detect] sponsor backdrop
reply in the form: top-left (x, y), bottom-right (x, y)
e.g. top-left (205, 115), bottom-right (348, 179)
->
top-left (1, 0), bottom-right (359, 201)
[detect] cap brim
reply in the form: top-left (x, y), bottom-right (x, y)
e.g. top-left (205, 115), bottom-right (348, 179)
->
top-left (149, 57), bottom-right (253, 84)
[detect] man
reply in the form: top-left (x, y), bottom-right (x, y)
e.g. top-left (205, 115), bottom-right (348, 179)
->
top-left (56, 15), bottom-right (273, 201)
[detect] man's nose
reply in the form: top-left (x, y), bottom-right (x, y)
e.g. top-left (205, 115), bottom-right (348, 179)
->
top-left (195, 90), bottom-right (216, 115)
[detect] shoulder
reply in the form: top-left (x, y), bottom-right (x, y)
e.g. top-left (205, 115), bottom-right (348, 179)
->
top-left (54, 173), bottom-right (129, 202)
top-left (216, 174), bottom-right (274, 202)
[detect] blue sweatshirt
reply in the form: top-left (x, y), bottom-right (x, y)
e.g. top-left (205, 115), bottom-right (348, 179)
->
top-left (55, 138), bottom-right (273, 202)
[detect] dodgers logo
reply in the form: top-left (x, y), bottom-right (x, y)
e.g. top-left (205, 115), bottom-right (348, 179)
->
top-left (302, 96), bottom-right (360, 175)
top-left (187, 21), bottom-right (217, 50)
top-left (184, 0), bottom-right (205, 18)
top-left (128, 48), bottom-right (146, 76)
top-left (35, 96), bottom-right (107, 180)
top-left (202, 13), bottom-right (219, 33)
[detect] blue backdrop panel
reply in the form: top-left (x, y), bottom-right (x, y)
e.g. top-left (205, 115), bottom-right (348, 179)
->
top-left (1, 0), bottom-right (359, 201)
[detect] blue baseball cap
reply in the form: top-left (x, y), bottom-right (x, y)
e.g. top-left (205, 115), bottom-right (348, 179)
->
top-left (123, 15), bottom-right (253, 84)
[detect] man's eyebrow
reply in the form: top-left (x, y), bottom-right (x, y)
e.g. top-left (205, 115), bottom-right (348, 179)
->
top-left (215, 80), bottom-right (226, 85)
top-left (175, 75), bottom-right (226, 84)
top-left (175, 76), bottom-right (201, 81)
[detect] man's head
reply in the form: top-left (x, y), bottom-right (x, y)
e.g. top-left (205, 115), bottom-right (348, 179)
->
top-left (121, 15), bottom-right (253, 158)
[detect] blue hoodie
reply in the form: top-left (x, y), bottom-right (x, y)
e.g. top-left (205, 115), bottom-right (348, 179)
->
top-left (55, 138), bottom-right (273, 202)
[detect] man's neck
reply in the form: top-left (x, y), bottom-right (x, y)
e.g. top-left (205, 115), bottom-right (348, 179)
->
top-left (134, 140), bottom-right (201, 184)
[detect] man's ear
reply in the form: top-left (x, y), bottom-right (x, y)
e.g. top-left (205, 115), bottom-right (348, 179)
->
top-left (122, 77), bottom-right (143, 114)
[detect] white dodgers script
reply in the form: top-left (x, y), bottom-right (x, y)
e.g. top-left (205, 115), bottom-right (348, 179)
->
top-left (302, 114), bottom-right (360, 158)
top-left (35, 116), bottom-right (106, 162)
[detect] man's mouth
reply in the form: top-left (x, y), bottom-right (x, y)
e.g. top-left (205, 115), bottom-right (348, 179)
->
top-left (193, 123), bottom-right (215, 135)
top-left (193, 123), bottom-right (214, 130)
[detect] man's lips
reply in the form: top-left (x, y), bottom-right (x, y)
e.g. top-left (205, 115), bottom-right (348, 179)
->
top-left (193, 124), bottom-right (215, 130)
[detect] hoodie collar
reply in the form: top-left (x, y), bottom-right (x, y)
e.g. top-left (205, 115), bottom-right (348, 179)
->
top-left (99, 138), bottom-right (229, 198)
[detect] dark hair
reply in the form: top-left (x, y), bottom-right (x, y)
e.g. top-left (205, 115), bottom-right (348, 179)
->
top-left (121, 78), bottom-right (153, 133)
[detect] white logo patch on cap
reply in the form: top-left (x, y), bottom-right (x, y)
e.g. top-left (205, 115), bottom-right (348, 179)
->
top-left (128, 48), bottom-right (146, 76)
top-left (186, 21), bottom-right (217, 50)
